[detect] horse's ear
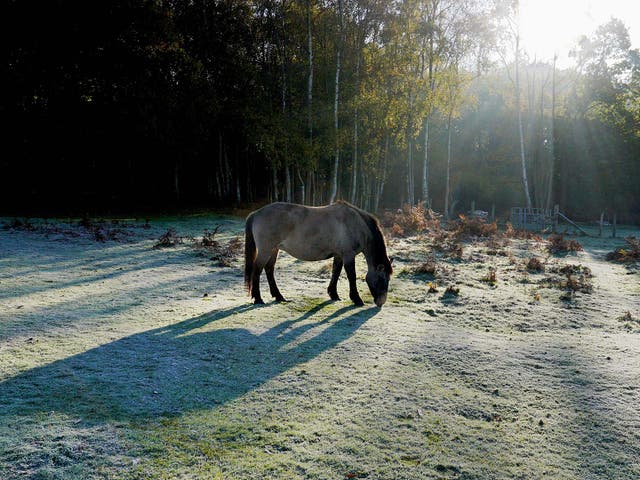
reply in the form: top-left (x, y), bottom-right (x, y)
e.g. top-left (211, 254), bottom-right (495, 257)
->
top-left (377, 264), bottom-right (385, 272)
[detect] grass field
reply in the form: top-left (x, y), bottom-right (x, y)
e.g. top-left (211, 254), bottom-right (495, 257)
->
top-left (1, 215), bottom-right (639, 479)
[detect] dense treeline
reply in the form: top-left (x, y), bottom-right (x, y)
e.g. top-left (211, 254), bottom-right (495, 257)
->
top-left (1, 1), bottom-right (639, 220)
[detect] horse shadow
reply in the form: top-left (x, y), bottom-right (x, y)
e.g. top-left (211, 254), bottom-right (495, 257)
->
top-left (0, 302), bottom-right (378, 422)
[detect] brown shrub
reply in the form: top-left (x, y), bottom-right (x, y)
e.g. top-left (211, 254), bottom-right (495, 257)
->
top-left (200, 226), bottom-right (221, 248)
top-left (413, 257), bottom-right (437, 276)
top-left (555, 264), bottom-right (592, 277)
top-left (504, 223), bottom-right (542, 241)
top-left (443, 285), bottom-right (460, 297)
top-left (383, 202), bottom-right (441, 237)
top-left (5, 218), bottom-right (35, 231)
top-left (605, 236), bottom-right (640, 263)
top-left (208, 236), bottom-right (242, 267)
top-left (618, 311), bottom-right (639, 330)
top-left (227, 236), bottom-right (243, 254)
top-left (547, 234), bottom-right (583, 254)
top-left (526, 257), bottom-right (545, 272)
top-left (154, 228), bottom-right (183, 249)
top-left (481, 267), bottom-right (498, 285)
top-left (391, 224), bottom-right (405, 237)
top-left (565, 274), bottom-right (593, 294)
top-left (547, 263), bottom-right (593, 295)
top-left (449, 214), bottom-right (498, 240)
top-left (447, 243), bottom-right (464, 259)
top-left (431, 230), bottom-right (450, 248)
top-left (194, 227), bottom-right (242, 267)
top-left (433, 238), bottom-right (463, 259)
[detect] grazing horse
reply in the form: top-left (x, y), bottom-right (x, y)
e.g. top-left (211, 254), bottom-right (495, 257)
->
top-left (244, 201), bottom-right (393, 307)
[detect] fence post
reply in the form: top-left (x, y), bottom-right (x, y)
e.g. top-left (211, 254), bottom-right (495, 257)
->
top-left (553, 204), bottom-right (559, 233)
top-left (599, 211), bottom-right (604, 237)
top-left (612, 213), bottom-right (617, 238)
top-left (491, 204), bottom-right (495, 222)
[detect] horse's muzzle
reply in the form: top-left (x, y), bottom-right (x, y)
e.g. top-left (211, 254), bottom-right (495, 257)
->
top-left (375, 293), bottom-right (387, 308)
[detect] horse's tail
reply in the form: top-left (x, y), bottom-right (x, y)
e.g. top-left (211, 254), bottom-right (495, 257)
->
top-left (244, 214), bottom-right (257, 295)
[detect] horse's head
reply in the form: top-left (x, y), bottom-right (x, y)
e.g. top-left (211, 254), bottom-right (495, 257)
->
top-left (366, 260), bottom-right (393, 307)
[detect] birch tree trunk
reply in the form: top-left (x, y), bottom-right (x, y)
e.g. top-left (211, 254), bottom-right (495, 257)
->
top-left (285, 166), bottom-right (292, 202)
top-left (304, 0), bottom-right (313, 205)
top-left (280, 0), bottom-right (289, 203)
top-left (272, 165), bottom-right (279, 202)
top-left (422, 118), bottom-right (430, 205)
top-left (374, 133), bottom-right (389, 213)
top-left (297, 167), bottom-right (305, 204)
top-left (515, 34), bottom-right (532, 209)
top-left (350, 51), bottom-right (361, 204)
top-left (406, 90), bottom-right (414, 206)
top-left (215, 144), bottom-right (223, 199)
top-left (444, 113), bottom-right (452, 219)
top-left (545, 54), bottom-right (557, 211)
top-left (329, 0), bottom-right (343, 204)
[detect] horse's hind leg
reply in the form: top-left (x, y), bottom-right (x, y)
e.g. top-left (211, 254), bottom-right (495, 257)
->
top-left (264, 250), bottom-right (287, 302)
top-left (327, 256), bottom-right (342, 301)
top-left (344, 256), bottom-right (364, 306)
top-left (251, 251), bottom-right (272, 305)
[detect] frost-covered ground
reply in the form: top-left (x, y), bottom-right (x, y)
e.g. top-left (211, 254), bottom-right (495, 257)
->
top-left (0, 215), bottom-right (639, 479)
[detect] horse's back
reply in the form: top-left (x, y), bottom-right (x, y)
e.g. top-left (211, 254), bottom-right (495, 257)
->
top-left (248, 202), bottom-right (367, 261)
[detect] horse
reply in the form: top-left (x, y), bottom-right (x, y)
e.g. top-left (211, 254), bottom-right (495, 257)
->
top-left (244, 201), bottom-right (393, 307)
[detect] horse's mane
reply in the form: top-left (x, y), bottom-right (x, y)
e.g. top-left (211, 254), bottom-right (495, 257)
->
top-left (337, 201), bottom-right (393, 275)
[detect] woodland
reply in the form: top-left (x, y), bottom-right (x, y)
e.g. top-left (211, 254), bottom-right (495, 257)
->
top-left (1, 0), bottom-right (639, 221)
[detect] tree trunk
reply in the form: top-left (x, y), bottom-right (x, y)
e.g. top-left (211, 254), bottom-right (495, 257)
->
top-left (444, 113), bottom-right (452, 220)
top-left (360, 169), bottom-right (366, 210)
top-left (329, 0), bottom-right (343, 204)
top-left (406, 90), bottom-right (414, 206)
top-left (407, 140), bottom-right (414, 206)
top-left (350, 51), bottom-right (361, 204)
top-left (215, 133), bottom-right (223, 199)
top-left (374, 133), bottom-right (389, 213)
top-left (174, 163), bottom-right (180, 202)
top-left (223, 147), bottom-right (232, 198)
top-left (297, 167), bottom-right (305, 204)
top-left (306, 0), bottom-right (313, 202)
top-left (515, 34), bottom-right (532, 208)
top-left (545, 55), bottom-right (557, 211)
top-left (280, 0), bottom-right (288, 203)
top-left (312, 171), bottom-right (317, 205)
top-left (285, 165), bottom-right (292, 202)
top-left (246, 153), bottom-right (253, 203)
top-left (422, 118), bottom-right (430, 205)
top-left (272, 164), bottom-right (279, 202)
top-left (215, 164), bottom-right (223, 200)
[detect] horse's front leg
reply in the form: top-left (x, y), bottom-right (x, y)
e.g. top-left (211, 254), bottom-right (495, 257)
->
top-left (343, 256), bottom-right (364, 306)
top-left (327, 256), bottom-right (343, 301)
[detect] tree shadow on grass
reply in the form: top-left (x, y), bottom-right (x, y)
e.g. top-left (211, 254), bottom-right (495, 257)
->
top-left (0, 301), bottom-right (378, 422)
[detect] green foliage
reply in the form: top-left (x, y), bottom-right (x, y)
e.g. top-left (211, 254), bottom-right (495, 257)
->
top-left (1, 1), bottom-right (639, 221)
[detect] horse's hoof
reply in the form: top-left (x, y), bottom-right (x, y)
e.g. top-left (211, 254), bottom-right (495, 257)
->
top-left (351, 298), bottom-right (364, 307)
top-left (254, 298), bottom-right (265, 305)
top-left (274, 297), bottom-right (288, 303)
top-left (329, 294), bottom-right (341, 301)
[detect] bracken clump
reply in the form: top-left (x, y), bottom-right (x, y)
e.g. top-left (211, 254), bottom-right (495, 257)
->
top-left (606, 236), bottom-right (640, 263)
top-left (547, 234), bottom-right (583, 254)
